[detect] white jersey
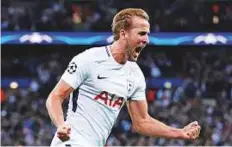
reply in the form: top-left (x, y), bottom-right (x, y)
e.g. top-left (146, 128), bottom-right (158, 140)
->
top-left (61, 45), bottom-right (146, 146)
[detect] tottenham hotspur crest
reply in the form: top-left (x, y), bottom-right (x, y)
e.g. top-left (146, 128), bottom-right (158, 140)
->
top-left (67, 62), bottom-right (77, 74)
top-left (127, 80), bottom-right (134, 93)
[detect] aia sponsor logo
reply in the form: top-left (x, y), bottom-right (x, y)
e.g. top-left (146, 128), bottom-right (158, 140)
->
top-left (94, 91), bottom-right (125, 109)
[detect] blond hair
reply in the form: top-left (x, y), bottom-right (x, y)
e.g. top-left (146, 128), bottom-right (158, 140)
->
top-left (111, 8), bottom-right (149, 41)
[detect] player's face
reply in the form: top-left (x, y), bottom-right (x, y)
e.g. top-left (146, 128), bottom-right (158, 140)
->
top-left (125, 16), bottom-right (150, 62)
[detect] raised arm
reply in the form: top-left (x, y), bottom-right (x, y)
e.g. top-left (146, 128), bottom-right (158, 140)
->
top-left (127, 100), bottom-right (200, 139)
top-left (46, 79), bottom-right (74, 141)
top-left (46, 50), bottom-right (91, 142)
top-left (46, 79), bottom-right (74, 127)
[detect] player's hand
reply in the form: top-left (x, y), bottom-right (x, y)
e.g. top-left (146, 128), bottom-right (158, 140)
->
top-left (180, 121), bottom-right (201, 140)
top-left (57, 124), bottom-right (71, 142)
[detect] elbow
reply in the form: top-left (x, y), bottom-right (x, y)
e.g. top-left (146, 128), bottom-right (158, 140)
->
top-left (46, 92), bottom-right (54, 110)
top-left (46, 92), bottom-right (64, 110)
top-left (46, 96), bottom-right (51, 111)
top-left (132, 116), bottom-right (152, 135)
top-left (132, 124), bottom-right (141, 133)
top-left (132, 122), bottom-right (146, 134)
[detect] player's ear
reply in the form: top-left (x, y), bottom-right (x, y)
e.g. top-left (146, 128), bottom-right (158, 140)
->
top-left (119, 29), bottom-right (127, 40)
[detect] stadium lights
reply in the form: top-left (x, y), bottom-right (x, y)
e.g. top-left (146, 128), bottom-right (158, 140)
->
top-left (164, 81), bottom-right (172, 89)
top-left (213, 15), bottom-right (219, 24)
top-left (9, 81), bottom-right (19, 89)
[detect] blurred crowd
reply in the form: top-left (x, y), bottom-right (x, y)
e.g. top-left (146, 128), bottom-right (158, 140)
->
top-left (1, 0), bottom-right (232, 32)
top-left (1, 46), bottom-right (232, 146)
top-left (1, 0), bottom-right (232, 146)
top-left (139, 48), bottom-right (232, 100)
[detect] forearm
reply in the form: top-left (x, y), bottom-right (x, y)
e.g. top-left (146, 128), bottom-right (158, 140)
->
top-left (133, 116), bottom-right (182, 139)
top-left (46, 93), bottom-right (65, 128)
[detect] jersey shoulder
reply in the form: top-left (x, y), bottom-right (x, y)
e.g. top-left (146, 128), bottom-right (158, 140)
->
top-left (127, 62), bottom-right (145, 80)
top-left (72, 46), bottom-right (110, 64)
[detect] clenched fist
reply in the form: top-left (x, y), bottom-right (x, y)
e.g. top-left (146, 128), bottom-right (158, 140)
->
top-left (57, 124), bottom-right (71, 142)
top-left (181, 121), bottom-right (201, 140)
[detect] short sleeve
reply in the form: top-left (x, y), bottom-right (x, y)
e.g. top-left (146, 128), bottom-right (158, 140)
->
top-left (129, 72), bottom-right (146, 101)
top-left (61, 51), bottom-right (90, 89)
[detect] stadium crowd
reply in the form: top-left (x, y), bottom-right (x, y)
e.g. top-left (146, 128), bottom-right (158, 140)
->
top-left (1, 0), bottom-right (232, 32)
top-left (1, 47), bottom-right (232, 146)
top-left (1, 0), bottom-right (232, 146)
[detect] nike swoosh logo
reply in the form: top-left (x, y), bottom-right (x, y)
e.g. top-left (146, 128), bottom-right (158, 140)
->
top-left (97, 75), bottom-right (107, 79)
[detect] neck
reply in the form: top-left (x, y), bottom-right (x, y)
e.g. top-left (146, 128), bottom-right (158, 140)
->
top-left (110, 41), bottom-right (128, 64)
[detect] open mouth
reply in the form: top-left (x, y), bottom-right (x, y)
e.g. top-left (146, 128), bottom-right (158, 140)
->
top-left (135, 46), bottom-right (143, 53)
